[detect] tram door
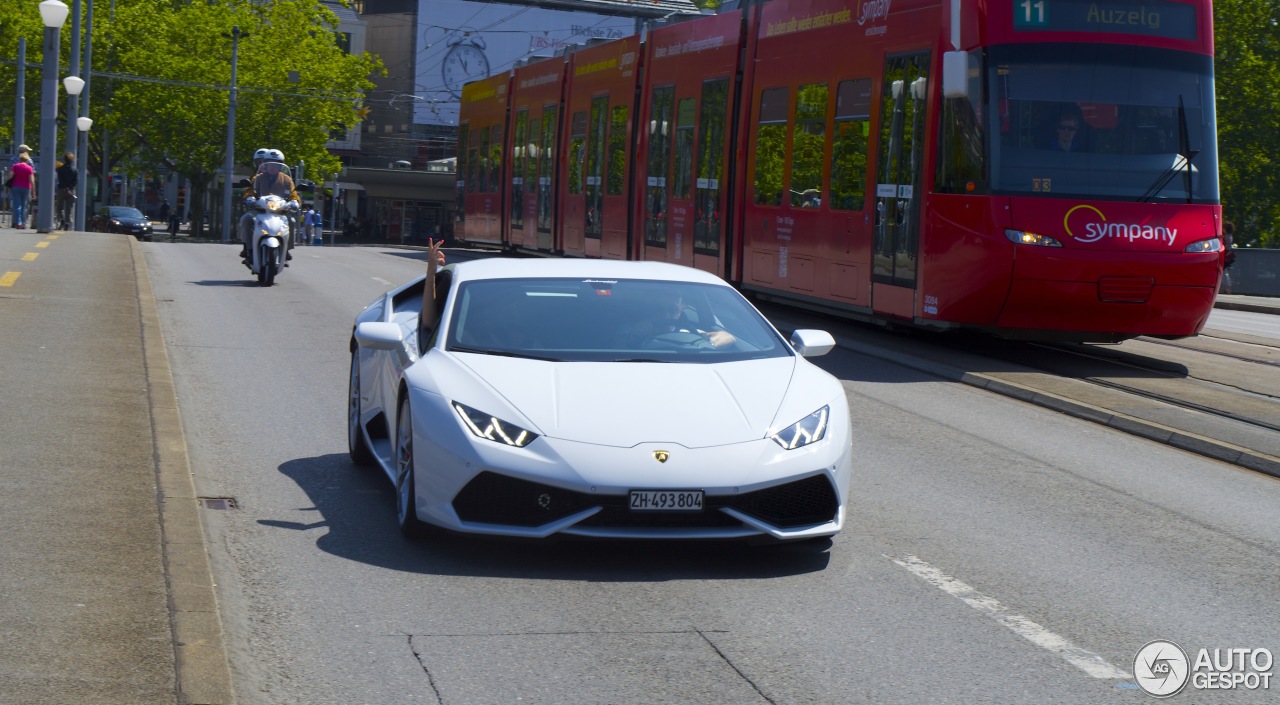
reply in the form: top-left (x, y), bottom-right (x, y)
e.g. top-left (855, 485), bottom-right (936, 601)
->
top-left (872, 52), bottom-right (929, 312)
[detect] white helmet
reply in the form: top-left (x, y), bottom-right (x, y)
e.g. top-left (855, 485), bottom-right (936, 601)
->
top-left (253, 148), bottom-right (270, 163)
top-left (267, 149), bottom-right (285, 163)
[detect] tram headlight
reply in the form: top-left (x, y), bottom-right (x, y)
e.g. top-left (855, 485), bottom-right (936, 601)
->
top-left (1184, 237), bottom-right (1223, 253)
top-left (1005, 229), bottom-right (1062, 248)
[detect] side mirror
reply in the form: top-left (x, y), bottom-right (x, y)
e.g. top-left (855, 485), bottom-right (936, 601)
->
top-left (354, 321), bottom-right (405, 351)
top-left (790, 329), bottom-right (836, 357)
top-left (236, 177), bottom-right (252, 188)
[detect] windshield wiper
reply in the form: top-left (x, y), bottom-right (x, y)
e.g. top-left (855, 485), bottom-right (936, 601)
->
top-left (448, 346), bottom-right (559, 362)
top-left (1140, 95), bottom-right (1199, 203)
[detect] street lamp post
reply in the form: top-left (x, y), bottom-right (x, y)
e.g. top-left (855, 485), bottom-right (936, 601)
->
top-left (63, 0), bottom-right (81, 157)
top-left (74, 0), bottom-right (93, 231)
top-left (61, 75), bottom-right (84, 229)
top-left (76, 117), bottom-right (92, 215)
top-left (13, 39), bottom-right (26, 152)
top-left (220, 26), bottom-right (245, 244)
top-left (37, 0), bottom-right (70, 234)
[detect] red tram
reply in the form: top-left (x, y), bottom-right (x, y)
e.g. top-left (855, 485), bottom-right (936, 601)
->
top-left (456, 0), bottom-right (1224, 341)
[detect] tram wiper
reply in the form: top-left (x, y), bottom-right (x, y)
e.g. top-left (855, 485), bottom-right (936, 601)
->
top-left (1140, 96), bottom-right (1198, 203)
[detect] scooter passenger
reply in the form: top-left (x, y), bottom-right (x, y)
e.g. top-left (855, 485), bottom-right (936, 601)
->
top-left (239, 149), bottom-right (300, 263)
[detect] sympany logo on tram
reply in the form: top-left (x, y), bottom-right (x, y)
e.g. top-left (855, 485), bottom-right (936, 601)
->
top-left (1063, 204), bottom-right (1179, 246)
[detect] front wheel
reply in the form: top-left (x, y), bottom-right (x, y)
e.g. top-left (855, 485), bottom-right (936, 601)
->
top-left (395, 396), bottom-right (431, 538)
top-left (260, 245), bottom-right (276, 286)
top-left (348, 352), bottom-right (375, 466)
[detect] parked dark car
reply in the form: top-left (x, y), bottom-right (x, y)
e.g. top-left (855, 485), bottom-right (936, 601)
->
top-left (90, 206), bottom-right (153, 241)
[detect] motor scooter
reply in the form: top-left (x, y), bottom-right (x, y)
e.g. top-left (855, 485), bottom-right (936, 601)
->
top-left (242, 194), bottom-right (297, 286)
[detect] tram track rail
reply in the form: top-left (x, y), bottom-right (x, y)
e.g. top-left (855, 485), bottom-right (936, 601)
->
top-left (761, 301), bottom-right (1280, 477)
top-left (1023, 341), bottom-right (1280, 436)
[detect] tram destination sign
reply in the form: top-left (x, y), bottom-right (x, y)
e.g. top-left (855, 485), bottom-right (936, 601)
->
top-left (1013, 0), bottom-right (1198, 41)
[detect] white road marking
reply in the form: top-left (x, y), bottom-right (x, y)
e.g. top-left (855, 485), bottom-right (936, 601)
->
top-left (372, 277), bottom-right (393, 286)
top-left (889, 554), bottom-right (1130, 679)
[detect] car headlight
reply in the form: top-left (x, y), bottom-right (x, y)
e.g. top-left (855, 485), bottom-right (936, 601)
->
top-left (452, 402), bottom-right (538, 447)
top-left (1005, 229), bottom-right (1062, 248)
top-left (769, 406), bottom-right (829, 450)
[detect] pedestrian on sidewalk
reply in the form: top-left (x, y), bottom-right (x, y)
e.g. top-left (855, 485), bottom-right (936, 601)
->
top-left (54, 152), bottom-right (77, 230)
top-left (8, 151), bottom-right (36, 229)
top-left (301, 207), bottom-right (314, 246)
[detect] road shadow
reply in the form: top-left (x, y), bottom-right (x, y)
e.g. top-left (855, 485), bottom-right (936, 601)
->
top-left (262, 453), bottom-right (832, 580)
top-left (188, 279), bottom-right (271, 287)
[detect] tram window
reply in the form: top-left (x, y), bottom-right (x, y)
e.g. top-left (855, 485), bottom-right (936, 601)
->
top-left (832, 79), bottom-right (871, 210)
top-left (456, 128), bottom-right (469, 221)
top-left (791, 83), bottom-right (829, 208)
top-left (937, 51), bottom-right (987, 194)
top-left (489, 125), bottom-right (503, 193)
top-left (586, 97), bottom-right (608, 237)
top-left (467, 143), bottom-right (478, 194)
top-left (673, 98), bottom-right (696, 200)
top-left (646, 86), bottom-right (675, 247)
top-left (695, 78), bottom-right (729, 253)
top-left (526, 116), bottom-right (540, 189)
top-left (608, 105), bottom-right (628, 195)
top-left (569, 111), bottom-right (587, 195)
top-left (753, 87), bottom-right (789, 206)
top-left (539, 105), bottom-right (558, 232)
top-left (512, 110), bottom-right (527, 227)
top-left (476, 128), bottom-right (488, 194)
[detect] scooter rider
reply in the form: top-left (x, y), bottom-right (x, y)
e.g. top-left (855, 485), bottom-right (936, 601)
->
top-left (239, 149), bottom-right (300, 263)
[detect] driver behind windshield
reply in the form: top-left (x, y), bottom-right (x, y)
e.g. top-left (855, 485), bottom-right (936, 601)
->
top-left (618, 290), bottom-right (736, 349)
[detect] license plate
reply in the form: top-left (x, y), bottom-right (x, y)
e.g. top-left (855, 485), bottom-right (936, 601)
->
top-left (629, 490), bottom-right (703, 512)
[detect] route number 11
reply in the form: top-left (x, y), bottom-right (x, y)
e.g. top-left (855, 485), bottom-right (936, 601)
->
top-left (1016, 0), bottom-right (1048, 27)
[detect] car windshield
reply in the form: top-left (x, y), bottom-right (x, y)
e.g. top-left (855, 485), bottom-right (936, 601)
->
top-left (444, 277), bottom-right (791, 363)
top-left (109, 207), bottom-right (145, 219)
top-left (989, 43), bottom-right (1218, 203)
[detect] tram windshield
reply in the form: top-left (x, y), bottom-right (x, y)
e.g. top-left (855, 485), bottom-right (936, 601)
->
top-left (988, 44), bottom-right (1218, 203)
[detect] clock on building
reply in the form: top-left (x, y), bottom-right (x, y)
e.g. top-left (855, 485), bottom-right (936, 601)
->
top-left (442, 35), bottom-right (490, 99)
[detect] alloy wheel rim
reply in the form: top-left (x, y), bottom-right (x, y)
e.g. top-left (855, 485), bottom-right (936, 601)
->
top-left (396, 406), bottom-right (412, 523)
top-left (348, 356), bottom-right (360, 448)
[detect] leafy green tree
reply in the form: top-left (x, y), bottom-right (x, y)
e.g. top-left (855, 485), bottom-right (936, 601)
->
top-left (1214, 0), bottom-right (1280, 246)
top-left (0, 1), bottom-right (380, 237)
top-left (0, 7), bottom-right (70, 156)
top-left (100, 0), bottom-right (381, 236)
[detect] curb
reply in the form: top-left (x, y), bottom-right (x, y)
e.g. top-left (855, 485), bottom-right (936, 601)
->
top-left (130, 238), bottom-right (236, 704)
top-left (1213, 299), bottom-right (1280, 315)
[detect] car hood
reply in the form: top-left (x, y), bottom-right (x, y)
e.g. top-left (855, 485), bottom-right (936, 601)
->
top-left (445, 356), bottom-right (814, 448)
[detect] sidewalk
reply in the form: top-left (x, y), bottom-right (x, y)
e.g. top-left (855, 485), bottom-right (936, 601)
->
top-left (1213, 293), bottom-right (1280, 315)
